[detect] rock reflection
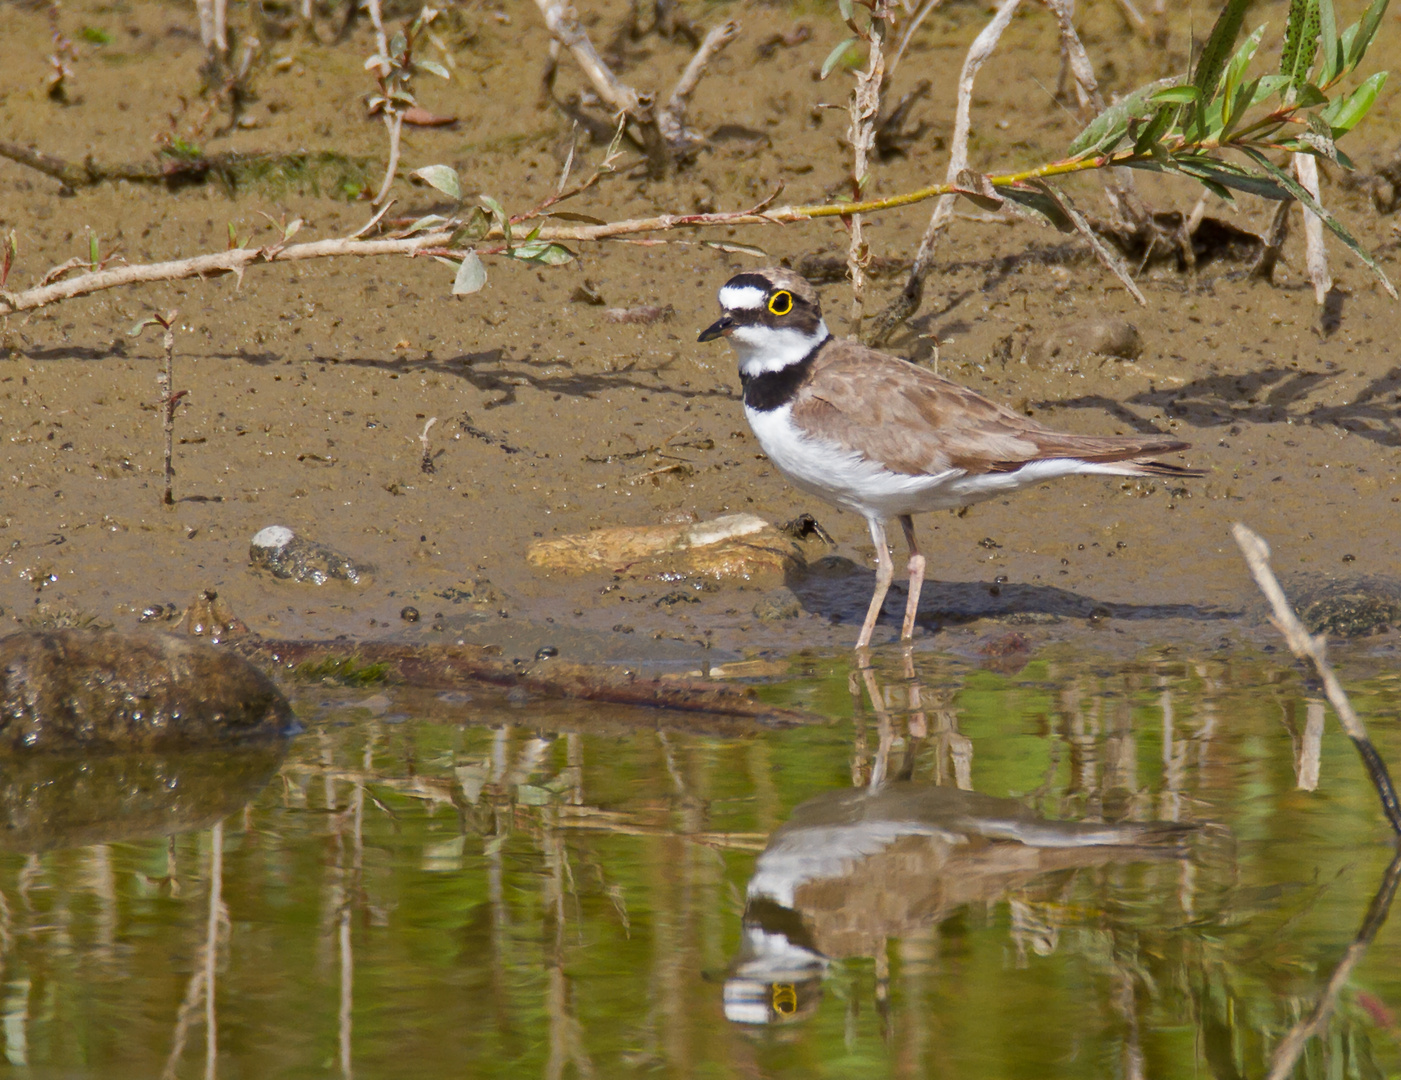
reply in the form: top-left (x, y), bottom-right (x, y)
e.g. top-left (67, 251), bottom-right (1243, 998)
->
top-left (0, 745), bottom-right (286, 852)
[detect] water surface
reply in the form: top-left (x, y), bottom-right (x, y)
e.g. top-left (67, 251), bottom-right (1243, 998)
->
top-left (3, 646), bottom-right (1400, 1078)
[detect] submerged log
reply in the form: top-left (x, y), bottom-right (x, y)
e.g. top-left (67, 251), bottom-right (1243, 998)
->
top-left (241, 639), bottom-right (817, 727)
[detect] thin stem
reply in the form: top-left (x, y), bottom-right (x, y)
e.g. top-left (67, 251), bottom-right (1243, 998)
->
top-left (1233, 523), bottom-right (1401, 835)
top-left (371, 111), bottom-right (403, 207)
top-left (162, 324), bottom-right (176, 506)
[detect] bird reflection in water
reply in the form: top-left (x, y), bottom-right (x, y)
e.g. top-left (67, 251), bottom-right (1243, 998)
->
top-left (723, 649), bottom-right (1196, 1027)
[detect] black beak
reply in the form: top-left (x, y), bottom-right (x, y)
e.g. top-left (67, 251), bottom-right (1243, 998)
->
top-left (698, 315), bottom-right (734, 343)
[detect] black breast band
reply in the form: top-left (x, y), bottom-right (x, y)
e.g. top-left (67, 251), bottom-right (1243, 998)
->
top-left (741, 338), bottom-right (827, 412)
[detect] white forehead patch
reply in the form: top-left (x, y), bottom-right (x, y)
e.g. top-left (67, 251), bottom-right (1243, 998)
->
top-left (718, 284), bottom-right (767, 311)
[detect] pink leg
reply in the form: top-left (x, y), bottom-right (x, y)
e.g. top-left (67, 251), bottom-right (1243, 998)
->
top-left (855, 517), bottom-right (894, 650)
top-left (899, 515), bottom-right (925, 641)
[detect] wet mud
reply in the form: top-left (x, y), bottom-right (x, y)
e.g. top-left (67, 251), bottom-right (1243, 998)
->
top-left (3, 0), bottom-right (1401, 670)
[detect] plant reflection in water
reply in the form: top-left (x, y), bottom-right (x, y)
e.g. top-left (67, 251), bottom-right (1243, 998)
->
top-left (0, 651), bottom-right (1397, 1077)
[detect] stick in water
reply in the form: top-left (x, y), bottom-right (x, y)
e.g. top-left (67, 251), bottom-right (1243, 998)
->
top-left (1232, 522), bottom-right (1401, 834)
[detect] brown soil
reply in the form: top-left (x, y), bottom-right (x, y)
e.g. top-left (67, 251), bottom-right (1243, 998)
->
top-left (3, 0), bottom-right (1401, 667)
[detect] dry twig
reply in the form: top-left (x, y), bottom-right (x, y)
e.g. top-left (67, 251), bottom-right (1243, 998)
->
top-left (534, 0), bottom-right (738, 173)
top-left (1232, 522), bottom-right (1401, 834)
top-left (1294, 153), bottom-right (1333, 305)
top-left (867, 0), bottom-right (1022, 345)
top-left (657, 20), bottom-right (740, 152)
top-left (845, 1), bottom-right (893, 330)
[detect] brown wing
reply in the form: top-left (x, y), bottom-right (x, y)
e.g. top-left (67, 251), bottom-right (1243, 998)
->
top-left (790, 340), bottom-right (1198, 477)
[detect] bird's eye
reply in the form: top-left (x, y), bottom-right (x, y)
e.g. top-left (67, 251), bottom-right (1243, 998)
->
top-left (767, 290), bottom-right (794, 316)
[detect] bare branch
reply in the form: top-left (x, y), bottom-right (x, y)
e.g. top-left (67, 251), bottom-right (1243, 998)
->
top-left (890, 0), bottom-right (945, 74)
top-left (657, 20), bottom-right (740, 152)
top-left (1040, 0), bottom-right (1104, 112)
top-left (1232, 522), bottom-right (1401, 835)
top-left (846, 3), bottom-right (892, 329)
top-left (371, 112), bottom-right (403, 207)
top-left (1294, 153), bottom-right (1333, 305)
top-left (531, 0), bottom-right (645, 118)
top-left (867, 0), bottom-right (1023, 344)
top-left (1250, 198), bottom-right (1292, 281)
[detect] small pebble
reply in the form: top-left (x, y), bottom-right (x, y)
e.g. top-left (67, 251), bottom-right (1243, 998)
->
top-left (400, 606), bottom-right (420, 622)
top-left (535, 645), bottom-right (558, 660)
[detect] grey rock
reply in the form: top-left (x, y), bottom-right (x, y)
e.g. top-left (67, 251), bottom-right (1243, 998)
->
top-left (0, 628), bottom-right (296, 751)
top-left (250, 525), bottom-right (372, 585)
top-left (1295, 579), bottom-right (1401, 637)
top-left (754, 591), bottom-right (803, 622)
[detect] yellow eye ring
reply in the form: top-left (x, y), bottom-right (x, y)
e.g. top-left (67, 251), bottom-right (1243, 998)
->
top-left (767, 290), bottom-right (794, 316)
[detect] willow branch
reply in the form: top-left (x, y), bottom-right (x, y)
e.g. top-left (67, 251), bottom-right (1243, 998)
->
top-left (1, 138), bottom-right (1361, 316)
top-left (0, 153), bottom-right (1128, 315)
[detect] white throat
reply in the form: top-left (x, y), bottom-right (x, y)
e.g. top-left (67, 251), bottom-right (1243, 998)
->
top-left (729, 321), bottom-right (829, 377)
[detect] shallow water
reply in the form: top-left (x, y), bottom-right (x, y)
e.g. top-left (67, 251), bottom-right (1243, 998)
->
top-left (3, 646), bottom-right (1401, 1078)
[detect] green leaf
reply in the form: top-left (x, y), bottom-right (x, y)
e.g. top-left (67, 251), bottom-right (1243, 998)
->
top-left (389, 31), bottom-right (407, 59)
top-left (415, 58), bottom-right (451, 80)
top-left (452, 251), bottom-right (487, 295)
top-left (1280, 0), bottom-right (1321, 95)
top-left (479, 194), bottom-right (509, 245)
top-left (1339, 22), bottom-right (1361, 70)
top-left (88, 233), bottom-right (99, 269)
top-left (1025, 181), bottom-right (1145, 304)
top-left (1067, 79), bottom-right (1176, 159)
top-left (1316, 0), bottom-right (1342, 84)
top-left (1151, 86), bottom-right (1200, 104)
top-left (80, 26), bottom-right (112, 45)
top-left (997, 183), bottom-right (1075, 231)
top-left (1295, 112), bottom-right (1339, 161)
top-left (838, 0), bottom-right (854, 24)
top-left (1347, 0), bottom-right (1388, 69)
top-left (1132, 104), bottom-right (1177, 155)
top-left (410, 165), bottom-right (461, 201)
top-left (404, 213), bottom-right (450, 234)
top-left (453, 206), bottom-right (490, 243)
top-left (1169, 154), bottom-right (1290, 198)
top-left (1321, 70), bottom-right (1386, 135)
top-left (510, 240), bottom-right (576, 266)
top-left (1238, 146), bottom-right (1397, 297)
top-left (1193, 0), bottom-right (1252, 105)
top-left (1223, 76), bottom-right (1259, 136)
top-left (1221, 24), bottom-right (1266, 105)
top-left (1249, 73), bottom-right (1291, 106)
top-left (820, 36), bottom-right (858, 79)
top-left (1295, 81), bottom-right (1329, 107)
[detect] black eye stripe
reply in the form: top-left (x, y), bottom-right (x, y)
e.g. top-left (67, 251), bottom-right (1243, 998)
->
top-left (767, 290), bottom-right (794, 316)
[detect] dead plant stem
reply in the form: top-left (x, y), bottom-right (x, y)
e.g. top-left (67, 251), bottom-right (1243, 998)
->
top-left (1232, 522), bottom-right (1401, 834)
top-left (846, 1), bottom-right (891, 330)
top-left (161, 319), bottom-right (178, 506)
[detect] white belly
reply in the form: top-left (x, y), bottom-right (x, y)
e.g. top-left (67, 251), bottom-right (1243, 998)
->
top-left (745, 404), bottom-right (1133, 520)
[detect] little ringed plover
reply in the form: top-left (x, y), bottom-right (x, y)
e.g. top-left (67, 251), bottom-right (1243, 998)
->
top-left (698, 266), bottom-right (1203, 650)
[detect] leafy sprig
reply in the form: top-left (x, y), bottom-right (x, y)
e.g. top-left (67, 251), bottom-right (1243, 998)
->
top-left (1047, 0), bottom-right (1393, 294)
